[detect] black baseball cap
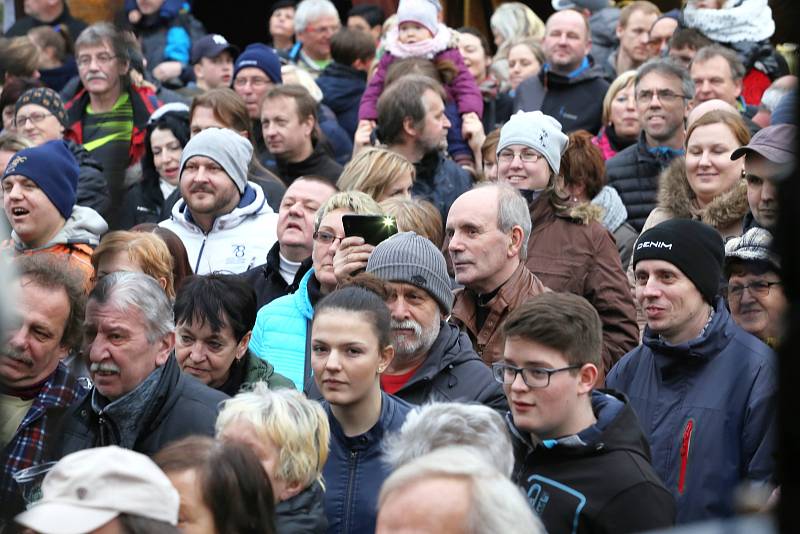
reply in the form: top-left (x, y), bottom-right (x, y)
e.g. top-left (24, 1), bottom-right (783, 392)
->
top-left (191, 34), bottom-right (239, 65)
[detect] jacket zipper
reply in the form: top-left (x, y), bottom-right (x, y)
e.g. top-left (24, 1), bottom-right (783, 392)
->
top-left (194, 235), bottom-right (208, 274)
top-left (343, 450), bottom-right (358, 533)
top-left (678, 418), bottom-right (694, 495)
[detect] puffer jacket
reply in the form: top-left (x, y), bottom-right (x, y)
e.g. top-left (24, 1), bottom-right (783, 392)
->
top-left (606, 132), bottom-right (681, 231)
top-left (514, 59), bottom-right (610, 134)
top-left (412, 150), bottom-right (473, 221)
top-left (639, 156), bottom-right (750, 241)
top-left (249, 268), bottom-right (316, 390)
top-left (5, 205), bottom-right (108, 284)
top-left (391, 321), bottom-right (508, 412)
top-left (451, 262), bottom-right (546, 366)
top-left (588, 7), bottom-right (621, 71)
top-left (525, 197), bottom-right (638, 376)
top-left (159, 182), bottom-right (278, 274)
top-left (317, 62), bottom-right (367, 139)
top-left (67, 140), bottom-right (111, 220)
top-left (607, 299), bottom-right (777, 523)
top-left (508, 390), bottom-right (675, 534)
top-left (322, 392), bottom-right (412, 534)
top-left (241, 242), bottom-right (312, 310)
top-left (50, 355), bottom-right (228, 459)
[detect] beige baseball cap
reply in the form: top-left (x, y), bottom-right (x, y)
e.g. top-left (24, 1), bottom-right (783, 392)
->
top-left (15, 446), bottom-right (179, 534)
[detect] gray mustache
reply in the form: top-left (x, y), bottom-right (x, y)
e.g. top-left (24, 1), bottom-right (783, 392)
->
top-left (90, 362), bottom-right (121, 374)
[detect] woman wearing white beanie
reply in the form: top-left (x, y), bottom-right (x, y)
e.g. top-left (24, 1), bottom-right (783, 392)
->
top-left (498, 110), bottom-right (639, 377)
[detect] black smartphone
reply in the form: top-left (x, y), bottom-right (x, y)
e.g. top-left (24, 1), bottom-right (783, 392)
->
top-left (342, 214), bottom-right (398, 247)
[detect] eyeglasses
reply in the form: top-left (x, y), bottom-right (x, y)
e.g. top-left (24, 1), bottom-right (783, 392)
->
top-left (636, 89), bottom-right (689, 104)
top-left (15, 111), bottom-right (53, 127)
top-left (76, 53), bottom-right (117, 68)
top-left (313, 230), bottom-right (345, 245)
top-left (233, 76), bottom-right (272, 88)
top-left (727, 280), bottom-right (781, 300)
top-left (497, 149), bottom-right (543, 163)
top-left (491, 362), bottom-right (582, 389)
top-left (305, 24), bottom-right (340, 36)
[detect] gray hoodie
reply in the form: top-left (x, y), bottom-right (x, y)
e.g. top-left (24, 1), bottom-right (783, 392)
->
top-left (11, 205), bottom-right (107, 251)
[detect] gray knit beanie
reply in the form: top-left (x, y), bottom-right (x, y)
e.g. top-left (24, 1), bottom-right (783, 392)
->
top-left (366, 232), bottom-right (453, 314)
top-left (179, 128), bottom-right (253, 194)
top-left (498, 110), bottom-right (569, 175)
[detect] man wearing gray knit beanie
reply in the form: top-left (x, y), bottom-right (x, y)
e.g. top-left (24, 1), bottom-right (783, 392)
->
top-left (160, 128), bottom-right (279, 274)
top-left (366, 232), bottom-right (507, 411)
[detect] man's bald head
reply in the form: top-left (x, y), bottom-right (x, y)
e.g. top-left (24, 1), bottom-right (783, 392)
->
top-left (687, 98), bottom-right (737, 129)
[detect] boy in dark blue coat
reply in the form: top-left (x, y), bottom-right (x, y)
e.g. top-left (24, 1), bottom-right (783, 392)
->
top-left (498, 292), bottom-right (675, 534)
top-left (316, 29), bottom-right (375, 140)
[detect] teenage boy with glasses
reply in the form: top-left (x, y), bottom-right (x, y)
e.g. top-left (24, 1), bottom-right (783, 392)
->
top-left (500, 293), bottom-right (675, 534)
top-left (498, 291), bottom-right (674, 534)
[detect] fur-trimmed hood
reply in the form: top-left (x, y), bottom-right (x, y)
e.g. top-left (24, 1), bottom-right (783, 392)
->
top-left (656, 157), bottom-right (749, 234)
top-left (563, 201), bottom-right (604, 226)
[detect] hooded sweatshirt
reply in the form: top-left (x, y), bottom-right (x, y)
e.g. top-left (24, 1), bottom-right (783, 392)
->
top-left (159, 182), bottom-right (278, 274)
top-left (508, 390), bottom-right (675, 534)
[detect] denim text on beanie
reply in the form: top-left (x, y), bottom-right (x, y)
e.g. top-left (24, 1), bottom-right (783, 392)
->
top-left (15, 87), bottom-right (68, 128)
top-left (233, 43), bottom-right (283, 85)
top-left (633, 219), bottom-right (724, 304)
top-left (498, 110), bottom-right (569, 175)
top-left (366, 231), bottom-right (453, 314)
top-left (179, 128), bottom-right (253, 194)
top-left (2, 140), bottom-right (78, 219)
top-left (397, 0), bottom-right (439, 35)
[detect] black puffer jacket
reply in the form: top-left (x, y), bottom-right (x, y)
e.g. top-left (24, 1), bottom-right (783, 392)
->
top-left (412, 150), bottom-right (473, 222)
top-left (393, 322), bottom-right (508, 412)
top-left (606, 132), bottom-right (679, 231)
top-left (50, 355), bottom-right (227, 459)
top-left (67, 140), bottom-right (111, 220)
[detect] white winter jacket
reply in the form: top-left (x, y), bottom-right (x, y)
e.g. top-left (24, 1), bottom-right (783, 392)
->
top-left (160, 182), bottom-right (278, 274)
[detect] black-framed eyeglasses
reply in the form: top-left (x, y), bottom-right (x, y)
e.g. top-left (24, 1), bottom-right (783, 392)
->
top-left (727, 280), bottom-right (781, 300)
top-left (636, 89), bottom-right (689, 104)
top-left (491, 362), bottom-right (582, 389)
top-left (313, 230), bottom-right (345, 245)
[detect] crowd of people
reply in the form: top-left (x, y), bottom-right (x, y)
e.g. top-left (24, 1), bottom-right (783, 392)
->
top-left (0, 0), bottom-right (796, 532)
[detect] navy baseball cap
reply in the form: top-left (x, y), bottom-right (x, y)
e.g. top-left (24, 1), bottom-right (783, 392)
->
top-left (191, 34), bottom-right (239, 65)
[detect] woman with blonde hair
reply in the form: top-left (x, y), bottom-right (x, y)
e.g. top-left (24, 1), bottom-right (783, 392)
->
top-left (593, 70), bottom-right (640, 160)
top-left (379, 197), bottom-right (443, 249)
top-left (216, 384), bottom-right (330, 533)
top-left (505, 37), bottom-right (545, 94)
top-left (490, 2), bottom-right (545, 87)
top-left (91, 230), bottom-right (176, 299)
top-left (337, 147), bottom-right (415, 202)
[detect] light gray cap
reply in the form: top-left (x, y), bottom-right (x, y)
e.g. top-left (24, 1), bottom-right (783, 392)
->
top-left (180, 127), bottom-right (253, 194)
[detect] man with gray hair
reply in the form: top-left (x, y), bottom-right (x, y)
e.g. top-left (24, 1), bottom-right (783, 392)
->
top-left (376, 447), bottom-right (546, 534)
top-left (281, 0), bottom-right (341, 78)
top-left (365, 232), bottom-right (506, 410)
top-left (382, 402), bottom-right (514, 475)
top-left (51, 272), bottom-right (227, 459)
top-left (160, 127), bottom-right (279, 274)
top-left (64, 23), bottom-right (160, 228)
top-left (447, 183), bottom-right (546, 365)
top-left (606, 57), bottom-right (693, 230)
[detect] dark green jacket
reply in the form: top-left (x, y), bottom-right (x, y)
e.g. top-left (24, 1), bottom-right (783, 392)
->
top-left (219, 351), bottom-right (295, 396)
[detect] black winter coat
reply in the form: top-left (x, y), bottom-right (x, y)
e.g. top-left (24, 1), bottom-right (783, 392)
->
top-left (275, 481), bottom-right (328, 534)
top-left (412, 150), bottom-right (473, 222)
top-left (509, 390), bottom-right (676, 534)
top-left (514, 60), bottom-right (610, 134)
top-left (317, 62), bottom-right (367, 140)
top-left (606, 133), bottom-right (679, 231)
top-left (50, 355), bottom-right (227, 459)
top-left (241, 243), bottom-right (312, 310)
top-left (67, 140), bottom-right (111, 220)
top-left (393, 321), bottom-right (508, 412)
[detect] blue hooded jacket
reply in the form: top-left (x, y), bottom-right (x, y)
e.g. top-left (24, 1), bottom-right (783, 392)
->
top-left (607, 298), bottom-right (777, 523)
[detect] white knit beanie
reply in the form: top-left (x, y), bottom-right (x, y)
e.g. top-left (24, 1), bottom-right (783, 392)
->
top-left (497, 111), bottom-right (569, 175)
top-left (397, 0), bottom-right (439, 35)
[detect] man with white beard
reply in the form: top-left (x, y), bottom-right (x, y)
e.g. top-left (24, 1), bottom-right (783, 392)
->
top-left (366, 232), bottom-right (506, 410)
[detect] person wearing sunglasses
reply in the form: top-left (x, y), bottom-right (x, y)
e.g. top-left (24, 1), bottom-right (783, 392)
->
top-left (498, 292), bottom-right (675, 534)
top-left (725, 228), bottom-right (785, 348)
